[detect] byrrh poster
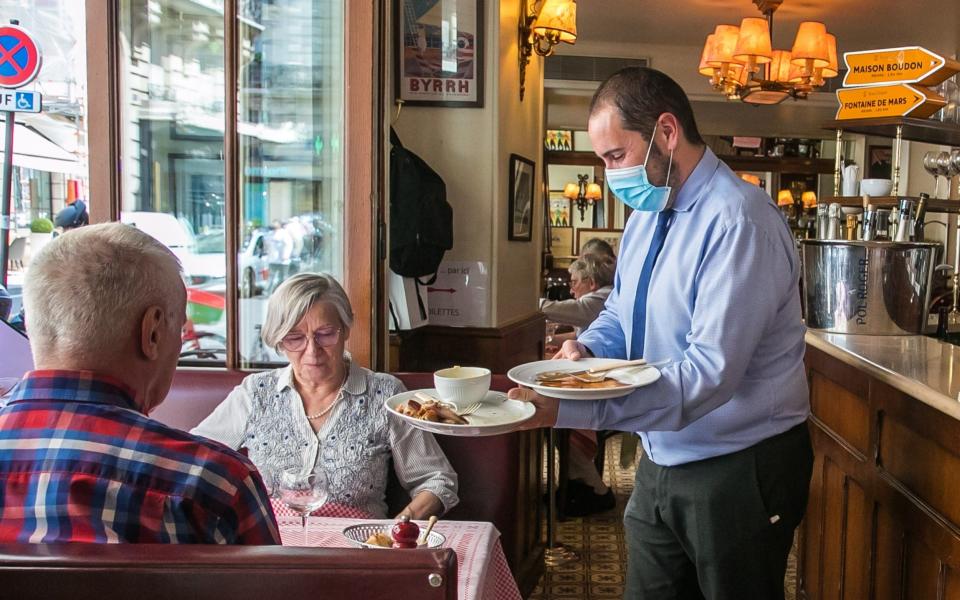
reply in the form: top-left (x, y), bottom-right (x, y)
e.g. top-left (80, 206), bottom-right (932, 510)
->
top-left (397, 0), bottom-right (483, 107)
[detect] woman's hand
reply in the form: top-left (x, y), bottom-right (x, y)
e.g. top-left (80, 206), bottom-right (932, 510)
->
top-left (552, 339), bottom-right (593, 360)
top-left (396, 490), bottom-right (444, 521)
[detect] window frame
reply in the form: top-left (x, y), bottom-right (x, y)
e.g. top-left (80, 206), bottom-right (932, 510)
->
top-left (84, 0), bottom-right (383, 369)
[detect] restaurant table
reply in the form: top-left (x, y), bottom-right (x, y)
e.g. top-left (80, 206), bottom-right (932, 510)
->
top-left (275, 513), bottom-right (522, 600)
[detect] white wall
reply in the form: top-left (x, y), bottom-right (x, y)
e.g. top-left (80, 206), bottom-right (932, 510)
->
top-left (390, 0), bottom-right (544, 328)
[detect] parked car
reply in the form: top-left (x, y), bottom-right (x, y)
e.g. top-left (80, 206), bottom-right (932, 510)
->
top-left (120, 211), bottom-right (197, 280)
top-left (192, 229), bottom-right (270, 297)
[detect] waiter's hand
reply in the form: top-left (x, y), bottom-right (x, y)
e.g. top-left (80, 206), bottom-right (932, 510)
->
top-left (551, 339), bottom-right (593, 360)
top-left (508, 387), bottom-right (559, 430)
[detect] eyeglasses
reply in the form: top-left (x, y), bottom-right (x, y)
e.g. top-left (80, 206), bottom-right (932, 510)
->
top-left (279, 327), bottom-right (342, 352)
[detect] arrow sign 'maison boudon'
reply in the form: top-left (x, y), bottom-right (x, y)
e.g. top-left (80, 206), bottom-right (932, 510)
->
top-left (843, 46), bottom-right (960, 88)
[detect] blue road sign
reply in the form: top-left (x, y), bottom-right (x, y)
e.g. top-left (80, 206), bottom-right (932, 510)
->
top-left (0, 90), bottom-right (40, 113)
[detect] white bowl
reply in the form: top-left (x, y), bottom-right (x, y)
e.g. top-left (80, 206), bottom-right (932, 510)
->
top-left (859, 178), bottom-right (893, 197)
top-left (341, 523), bottom-right (445, 549)
top-left (433, 366), bottom-right (491, 409)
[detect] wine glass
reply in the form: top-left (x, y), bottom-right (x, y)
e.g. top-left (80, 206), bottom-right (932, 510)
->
top-left (923, 151), bottom-right (942, 198)
top-left (279, 468), bottom-right (327, 543)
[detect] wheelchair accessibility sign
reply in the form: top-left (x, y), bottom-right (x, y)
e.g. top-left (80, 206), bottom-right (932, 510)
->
top-left (0, 90), bottom-right (40, 113)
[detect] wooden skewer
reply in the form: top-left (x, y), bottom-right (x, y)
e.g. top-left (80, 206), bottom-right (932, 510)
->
top-left (419, 515), bottom-right (438, 545)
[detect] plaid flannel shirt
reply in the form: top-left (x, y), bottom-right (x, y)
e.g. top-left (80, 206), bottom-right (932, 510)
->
top-left (0, 370), bottom-right (280, 544)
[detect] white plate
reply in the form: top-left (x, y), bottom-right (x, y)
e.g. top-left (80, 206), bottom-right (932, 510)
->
top-left (507, 358), bottom-right (662, 400)
top-left (385, 389), bottom-right (534, 437)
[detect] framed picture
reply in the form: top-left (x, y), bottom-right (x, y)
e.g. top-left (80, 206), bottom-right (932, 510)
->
top-left (867, 145), bottom-right (893, 179)
top-left (576, 228), bottom-right (624, 257)
top-left (549, 226), bottom-right (574, 257)
top-left (544, 129), bottom-right (573, 151)
top-left (509, 154), bottom-right (535, 241)
top-left (395, 0), bottom-right (484, 107)
top-left (548, 192), bottom-right (571, 227)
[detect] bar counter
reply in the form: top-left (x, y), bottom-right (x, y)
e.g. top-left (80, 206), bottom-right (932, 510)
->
top-left (800, 330), bottom-right (960, 599)
top-left (805, 330), bottom-right (960, 420)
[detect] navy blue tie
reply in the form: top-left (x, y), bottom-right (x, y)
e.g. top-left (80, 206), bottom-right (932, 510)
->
top-left (630, 210), bottom-right (673, 359)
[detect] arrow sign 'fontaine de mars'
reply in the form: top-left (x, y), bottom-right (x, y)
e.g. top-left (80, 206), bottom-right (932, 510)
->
top-left (836, 84), bottom-right (945, 120)
top-left (842, 46), bottom-right (960, 88)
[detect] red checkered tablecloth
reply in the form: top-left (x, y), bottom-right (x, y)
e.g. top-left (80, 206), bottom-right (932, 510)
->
top-left (276, 514), bottom-right (522, 600)
top-left (270, 497), bottom-right (373, 520)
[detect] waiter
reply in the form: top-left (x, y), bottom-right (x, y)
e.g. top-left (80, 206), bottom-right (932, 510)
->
top-left (511, 67), bottom-right (812, 599)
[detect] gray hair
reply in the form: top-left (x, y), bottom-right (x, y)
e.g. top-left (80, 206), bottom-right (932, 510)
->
top-left (261, 273), bottom-right (354, 350)
top-left (24, 222), bottom-right (182, 359)
top-left (569, 254), bottom-right (615, 288)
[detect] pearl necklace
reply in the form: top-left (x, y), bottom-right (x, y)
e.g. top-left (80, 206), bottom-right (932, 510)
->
top-left (304, 369), bottom-right (348, 420)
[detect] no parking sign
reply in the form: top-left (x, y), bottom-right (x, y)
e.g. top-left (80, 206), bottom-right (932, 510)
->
top-left (0, 21), bottom-right (44, 288)
top-left (0, 24), bottom-right (41, 89)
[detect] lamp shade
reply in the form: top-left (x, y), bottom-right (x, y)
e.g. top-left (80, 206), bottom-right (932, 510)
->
top-left (733, 17), bottom-right (773, 64)
top-left (563, 182), bottom-right (580, 200)
top-left (740, 173), bottom-right (761, 186)
top-left (777, 189), bottom-right (794, 206)
top-left (821, 33), bottom-right (839, 78)
top-left (768, 50), bottom-right (793, 82)
top-left (790, 21), bottom-right (829, 67)
top-left (802, 191), bottom-right (818, 208)
top-left (706, 25), bottom-right (741, 66)
top-left (699, 34), bottom-right (718, 76)
top-left (533, 0), bottom-right (577, 44)
top-left (585, 182), bottom-right (603, 200)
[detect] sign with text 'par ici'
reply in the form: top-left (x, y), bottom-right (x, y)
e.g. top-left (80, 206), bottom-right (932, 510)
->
top-left (842, 47), bottom-right (960, 88)
top-left (836, 84), bottom-right (946, 120)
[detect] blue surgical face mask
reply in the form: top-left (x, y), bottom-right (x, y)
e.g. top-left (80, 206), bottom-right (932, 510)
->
top-left (605, 122), bottom-right (674, 212)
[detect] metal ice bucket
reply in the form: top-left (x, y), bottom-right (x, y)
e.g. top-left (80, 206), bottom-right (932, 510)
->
top-left (800, 240), bottom-right (938, 335)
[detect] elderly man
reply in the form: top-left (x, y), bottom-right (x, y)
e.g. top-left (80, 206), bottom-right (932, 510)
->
top-left (512, 67), bottom-right (812, 599)
top-left (0, 223), bottom-right (279, 544)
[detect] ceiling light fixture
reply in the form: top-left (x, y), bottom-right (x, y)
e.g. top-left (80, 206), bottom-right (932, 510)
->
top-left (519, 0), bottom-right (578, 101)
top-left (698, 0), bottom-right (838, 105)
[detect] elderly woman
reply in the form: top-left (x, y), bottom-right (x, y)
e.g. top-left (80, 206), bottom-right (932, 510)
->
top-left (192, 273), bottom-right (457, 520)
top-left (541, 253), bottom-right (615, 335)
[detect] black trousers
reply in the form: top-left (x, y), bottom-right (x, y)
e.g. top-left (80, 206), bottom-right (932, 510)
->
top-left (623, 423), bottom-right (813, 600)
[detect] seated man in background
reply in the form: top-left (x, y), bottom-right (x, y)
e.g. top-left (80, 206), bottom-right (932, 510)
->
top-left (0, 223), bottom-right (279, 544)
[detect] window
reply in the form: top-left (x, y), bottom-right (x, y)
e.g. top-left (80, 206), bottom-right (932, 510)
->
top-left (237, 0), bottom-right (345, 367)
top-left (108, 0), bottom-right (373, 368)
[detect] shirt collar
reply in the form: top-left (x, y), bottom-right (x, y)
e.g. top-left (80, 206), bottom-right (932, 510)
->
top-left (671, 147), bottom-right (720, 213)
top-left (275, 356), bottom-right (368, 397)
top-left (5, 370), bottom-right (139, 412)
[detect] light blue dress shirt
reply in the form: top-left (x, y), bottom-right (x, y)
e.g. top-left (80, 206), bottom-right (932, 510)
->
top-left (556, 148), bottom-right (810, 466)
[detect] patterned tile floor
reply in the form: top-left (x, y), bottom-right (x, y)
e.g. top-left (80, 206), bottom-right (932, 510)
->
top-left (528, 435), bottom-right (797, 600)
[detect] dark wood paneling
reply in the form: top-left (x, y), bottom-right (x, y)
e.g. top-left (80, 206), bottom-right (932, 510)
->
top-left (874, 504), bottom-right (903, 600)
top-left (396, 313), bottom-right (546, 374)
top-left (844, 478), bottom-right (870, 600)
top-left (810, 371), bottom-right (871, 458)
top-left (880, 415), bottom-right (960, 530)
top-left (821, 458), bottom-right (845, 600)
top-left (904, 535), bottom-right (939, 600)
top-left (801, 342), bottom-right (960, 600)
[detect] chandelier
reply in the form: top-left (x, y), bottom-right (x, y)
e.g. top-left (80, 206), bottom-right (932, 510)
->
top-left (697, 0), bottom-right (838, 105)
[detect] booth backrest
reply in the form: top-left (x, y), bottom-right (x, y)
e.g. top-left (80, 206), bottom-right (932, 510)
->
top-left (155, 369), bottom-right (523, 565)
top-left (0, 543), bottom-right (457, 600)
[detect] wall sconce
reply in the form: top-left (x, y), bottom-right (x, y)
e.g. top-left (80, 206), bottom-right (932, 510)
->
top-left (777, 189), bottom-right (795, 207)
top-left (801, 190), bottom-right (818, 209)
top-left (519, 0), bottom-right (578, 101)
top-left (564, 173), bottom-right (602, 220)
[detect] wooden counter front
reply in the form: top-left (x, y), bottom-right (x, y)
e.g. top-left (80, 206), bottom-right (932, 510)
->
top-left (801, 343), bottom-right (960, 599)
